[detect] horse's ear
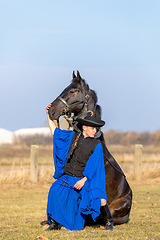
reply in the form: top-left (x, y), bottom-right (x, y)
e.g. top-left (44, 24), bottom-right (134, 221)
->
top-left (77, 70), bottom-right (82, 82)
top-left (72, 71), bottom-right (76, 79)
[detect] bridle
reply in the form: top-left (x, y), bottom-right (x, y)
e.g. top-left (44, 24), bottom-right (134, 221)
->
top-left (56, 91), bottom-right (91, 128)
top-left (57, 94), bottom-right (90, 117)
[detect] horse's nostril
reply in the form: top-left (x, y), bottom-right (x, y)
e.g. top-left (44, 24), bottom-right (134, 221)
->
top-left (48, 108), bottom-right (55, 117)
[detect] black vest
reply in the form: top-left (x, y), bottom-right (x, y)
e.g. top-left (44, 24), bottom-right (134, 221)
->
top-left (64, 132), bottom-right (100, 177)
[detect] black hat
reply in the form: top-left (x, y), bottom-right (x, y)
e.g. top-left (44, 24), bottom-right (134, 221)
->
top-left (76, 114), bottom-right (105, 128)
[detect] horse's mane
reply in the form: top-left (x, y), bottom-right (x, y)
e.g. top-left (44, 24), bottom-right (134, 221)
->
top-left (72, 77), bottom-right (98, 104)
top-left (72, 76), bottom-right (101, 118)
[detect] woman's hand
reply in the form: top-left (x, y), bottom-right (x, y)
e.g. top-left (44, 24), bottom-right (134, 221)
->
top-left (46, 102), bottom-right (52, 115)
top-left (46, 102), bottom-right (57, 135)
top-left (74, 177), bottom-right (87, 190)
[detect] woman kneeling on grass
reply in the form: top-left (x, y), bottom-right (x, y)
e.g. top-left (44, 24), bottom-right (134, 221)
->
top-left (44, 103), bottom-right (113, 231)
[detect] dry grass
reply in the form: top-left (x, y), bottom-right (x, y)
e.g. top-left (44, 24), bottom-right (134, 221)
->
top-left (0, 144), bottom-right (160, 183)
top-left (0, 145), bottom-right (53, 165)
top-left (1, 144), bottom-right (160, 164)
top-left (0, 165), bottom-right (55, 185)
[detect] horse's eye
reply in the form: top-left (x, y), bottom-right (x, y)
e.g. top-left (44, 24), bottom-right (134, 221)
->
top-left (70, 89), bottom-right (80, 94)
top-left (70, 90), bottom-right (75, 93)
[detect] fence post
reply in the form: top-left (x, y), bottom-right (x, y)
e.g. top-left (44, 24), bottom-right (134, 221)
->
top-left (134, 144), bottom-right (143, 181)
top-left (30, 145), bottom-right (39, 183)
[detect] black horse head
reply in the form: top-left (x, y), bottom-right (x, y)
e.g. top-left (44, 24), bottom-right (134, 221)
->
top-left (48, 71), bottom-right (102, 122)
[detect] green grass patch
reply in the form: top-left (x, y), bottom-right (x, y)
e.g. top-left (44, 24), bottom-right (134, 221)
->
top-left (0, 182), bottom-right (160, 240)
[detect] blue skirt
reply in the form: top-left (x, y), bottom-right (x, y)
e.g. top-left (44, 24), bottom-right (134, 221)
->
top-left (47, 174), bottom-right (86, 230)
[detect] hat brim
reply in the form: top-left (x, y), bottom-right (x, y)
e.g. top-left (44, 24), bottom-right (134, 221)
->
top-left (76, 118), bottom-right (105, 127)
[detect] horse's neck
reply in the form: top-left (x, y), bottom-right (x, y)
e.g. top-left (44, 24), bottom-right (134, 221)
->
top-left (77, 97), bottom-right (96, 118)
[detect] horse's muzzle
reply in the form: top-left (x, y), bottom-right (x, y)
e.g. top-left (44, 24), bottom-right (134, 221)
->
top-left (48, 107), bottom-right (58, 120)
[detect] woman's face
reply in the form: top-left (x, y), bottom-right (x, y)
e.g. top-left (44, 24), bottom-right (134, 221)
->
top-left (82, 125), bottom-right (97, 138)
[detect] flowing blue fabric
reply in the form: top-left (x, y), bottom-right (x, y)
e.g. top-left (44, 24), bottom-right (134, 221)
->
top-left (53, 128), bottom-right (74, 179)
top-left (47, 128), bottom-right (107, 231)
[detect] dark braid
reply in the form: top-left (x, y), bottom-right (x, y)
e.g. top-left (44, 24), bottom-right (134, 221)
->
top-left (70, 132), bottom-right (81, 155)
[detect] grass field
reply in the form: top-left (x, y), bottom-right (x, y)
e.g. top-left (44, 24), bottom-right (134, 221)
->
top-left (0, 144), bottom-right (160, 239)
top-left (0, 180), bottom-right (160, 240)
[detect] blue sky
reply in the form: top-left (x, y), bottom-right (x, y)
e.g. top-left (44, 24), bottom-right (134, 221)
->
top-left (0, 0), bottom-right (160, 132)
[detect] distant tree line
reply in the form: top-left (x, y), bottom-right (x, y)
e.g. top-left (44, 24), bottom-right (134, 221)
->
top-left (103, 130), bottom-right (160, 146)
top-left (13, 130), bottom-right (160, 146)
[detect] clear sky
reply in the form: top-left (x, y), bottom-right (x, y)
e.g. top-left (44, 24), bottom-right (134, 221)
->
top-left (0, 0), bottom-right (160, 132)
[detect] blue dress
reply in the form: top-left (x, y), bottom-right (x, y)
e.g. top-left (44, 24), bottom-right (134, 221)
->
top-left (47, 128), bottom-right (107, 231)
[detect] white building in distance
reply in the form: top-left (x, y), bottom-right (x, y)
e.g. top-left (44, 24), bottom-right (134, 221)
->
top-left (0, 128), bottom-right (14, 145)
top-left (14, 127), bottom-right (51, 137)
